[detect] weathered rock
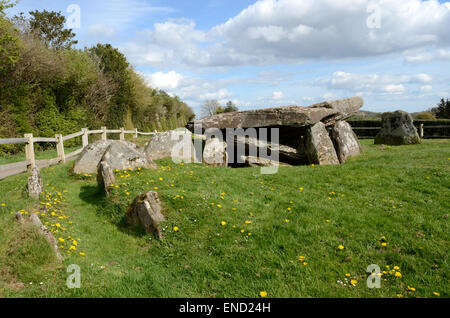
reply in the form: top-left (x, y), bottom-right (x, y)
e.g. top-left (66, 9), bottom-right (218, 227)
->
top-left (101, 141), bottom-right (157, 171)
top-left (72, 140), bottom-right (143, 174)
top-left (27, 166), bottom-right (43, 199)
top-left (16, 212), bottom-right (63, 261)
top-left (203, 138), bottom-right (228, 167)
top-left (240, 156), bottom-right (291, 167)
top-left (375, 111), bottom-right (420, 145)
top-left (72, 140), bottom-right (113, 174)
top-left (303, 122), bottom-right (340, 165)
top-left (330, 121), bottom-right (362, 163)
top-left (186, 97), bottom-right (363, 131)
top-left (232, 135), bottom-right (307, 165)
top-left (145, 129), bottom-right (196, 162)
top-left (97, 161), bottom-right (115, 196)
top-left (126, 191), bottom-right (165, 239)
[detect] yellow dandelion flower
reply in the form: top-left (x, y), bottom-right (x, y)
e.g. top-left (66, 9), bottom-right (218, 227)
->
top-left (80, 252), bottom-right (86, 257)
top-left (345, 273), bottom-right (351, 277)
top-left (433, 292), bottom-right (440, 296)
top-left (298, 256), bottom-right (305, 261)
top-left (245, 220), bottom-right (252, 224)
top-left (173, 226), bottom-right (179, 232)
top-left (58, 238), bottom-right (64, 242)
top-left (221, 221), bottom-right (227, 226)
top-left (395, 272), bottom-right (402, 278)
top-left (260, 291), bottom-right (267, 298)
top-left (338, 245), bottom-right (344, 250)
top-left (350, 279), bottom-right (358, 285)
top-left (381, 242), bottom-right (387, 247)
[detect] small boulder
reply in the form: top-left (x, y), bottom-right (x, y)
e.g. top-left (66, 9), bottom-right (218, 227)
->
top-left (101, 141), bottom-right (157, 172)
top-left (97, 161), bottom-right (115, 196)
top-left (27, 166), bottom-right (43, 199)
top-left (303, 122), bottom-right (340, 165)
top-left (126, 191), bottom-right (166, 239)
top-left (375, 111), bottom-right (420, 145)
top-left (330, 121), bottom-right (362, 163)
top-left (145, 129), bottom-right (196, 162)
top-left (16, 212), bottom-right (63, 262)
top-left (203, 138), bottom-right (228, 167)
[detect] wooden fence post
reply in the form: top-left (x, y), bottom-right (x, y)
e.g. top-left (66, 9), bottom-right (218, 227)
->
top-left (101, 127), bottom-right (107, 141)
top-left (55, 134), bottom-right (66, 164)
top-left (134, 128), bottom-right (138, 139)
top-left (24, 133), bottom-right (35, 169)
top-left (82, 128), bottom-right (89, 147)
top-left (419, 124), bottom-right (424, 139)
top-left (120, 128), bottom-right (125, 141)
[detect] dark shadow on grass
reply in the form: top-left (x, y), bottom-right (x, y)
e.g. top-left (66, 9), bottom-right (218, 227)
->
top-left (79, 185), bottom-right (147, 238)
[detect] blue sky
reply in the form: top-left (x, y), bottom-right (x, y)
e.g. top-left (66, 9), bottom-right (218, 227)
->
top-left (7, 0), bottom-right (450, 115)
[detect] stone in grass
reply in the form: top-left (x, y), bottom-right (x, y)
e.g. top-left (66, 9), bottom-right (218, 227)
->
top-left (101, 141), bottom-right (157, 172)
top-left (97, 160), bottom-right (115, 196)
top-left (126, 191), bottom-right (166, 239)
top-left (330, 121), bottom-right (362, 163)
top-left (203, 138), bottom-right (228, 167)
top-left (302, 122), bottom-right (340, 165)
top-left (375, 110), bottom-right (420, 145)
top-left (27, 166), bottom-right (43, 200)
top-left (16, 212), bottom-right (63, 262)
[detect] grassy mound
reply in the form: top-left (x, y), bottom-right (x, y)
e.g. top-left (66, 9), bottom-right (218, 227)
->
top-left (0, 140), bottom-right (448, 298)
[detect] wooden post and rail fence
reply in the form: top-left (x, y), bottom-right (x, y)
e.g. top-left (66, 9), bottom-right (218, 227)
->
top-left (0, 127), bottom-right (156, 180)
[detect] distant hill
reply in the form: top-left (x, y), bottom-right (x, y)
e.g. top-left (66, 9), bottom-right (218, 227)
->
top-left (348, 110), bottom-right (382, 120)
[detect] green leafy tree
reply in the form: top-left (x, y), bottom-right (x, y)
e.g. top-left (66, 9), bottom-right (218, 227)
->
top-left (430, 98), bottom-right (450, 119)
top-left (0, 0), bottom-right (20, 73)
top-left (29, 10), bottom-right (77, 49)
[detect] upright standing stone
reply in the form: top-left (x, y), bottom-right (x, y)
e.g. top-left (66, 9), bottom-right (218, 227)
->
top-left (203, 138), bottom-right (228, 167)
top-left (27, 167), bottom-right (43, 199)
top-left (303, 122), bottom-right (339, 165)
top-left (375, 111), bottom-right (420, 145)
top-left (126, 191), bottom-right (166, 239)
top-left (97, 161), bottom-right (115, 196)
top-left (145, 129), bottom-right (196, 162)
top-left (330, 121), bottom-right (362, 163)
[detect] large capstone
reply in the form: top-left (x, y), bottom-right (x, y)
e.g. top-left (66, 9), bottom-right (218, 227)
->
top-left (145, 129), bottom-right (197, 162)
top-left (375, 111), bottom-right (420, 145)
top-left (126, 191), bottom-right (166, 239)
top-left (330, 121), bottom-right (362, 163)
top-left (187, 97), bottom-right (363, 131)
top-left (72, 140), bottom-right (154, 174)
top-left (303, 122), bottom-right (340, 165)
top-left (27, 166), bottom-right (43, 199)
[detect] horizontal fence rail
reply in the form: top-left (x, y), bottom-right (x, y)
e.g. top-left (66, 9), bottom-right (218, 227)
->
top-left (348, 121), bottom-right (450, 139)
top-left (0, 127), bottom-right (157, 180)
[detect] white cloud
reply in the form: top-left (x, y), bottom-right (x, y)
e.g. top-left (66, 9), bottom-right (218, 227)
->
top-left (405, 49), bottom-right (450, 63)
top-left (272, 91), bottom-right (284, 100)
top-left (420, 85), bottom-right (433, 92)
top-left (121, 0), bottom-right (450, 69)
top-left (200, 89), bottom-right (233, 100)
top-left (145, 71), bottom-right (183, 90)
top-left (317, 71), bottom-right (435, 96)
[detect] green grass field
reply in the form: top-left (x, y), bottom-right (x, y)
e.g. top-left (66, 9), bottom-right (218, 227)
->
top-left (0, 140), bottom-right (448, 298)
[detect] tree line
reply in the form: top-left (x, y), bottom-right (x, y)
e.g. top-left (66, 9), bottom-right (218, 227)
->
top-left (0, 1), bottom-right (194, 154)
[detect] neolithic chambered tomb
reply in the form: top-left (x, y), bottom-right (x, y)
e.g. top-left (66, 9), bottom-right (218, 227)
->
top-left (186, 97), bottom-right (364, 166)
